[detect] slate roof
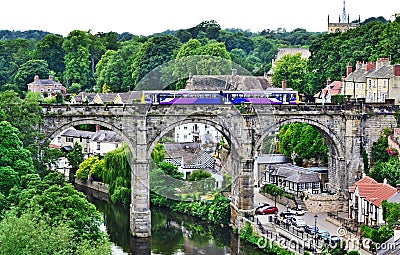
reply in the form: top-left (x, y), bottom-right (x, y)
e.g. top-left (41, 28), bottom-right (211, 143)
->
top-left (377, 236), bottom-right (400, 255)
top-left (387, 192), bottom-right (400, 203)
top-left (164, 142), bottom-right (203, 165)
top-left (61, 127), bottom-right (94, 139)
top-left (269, 164), bottom-right (321, 184)
top-left (91, 130), bottom-right (123, 143)
top-left (370, 65), bottom-right (394, 79)
top-left (257, 154), bottom-right (290, 164)
top-left (73, 92), bottom-right (97, 103)
top-left (285, 172), bottom-right (320, 183)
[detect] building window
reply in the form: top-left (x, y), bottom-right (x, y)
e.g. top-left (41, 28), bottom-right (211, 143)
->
top-left (383, 80), bottom-right (387, 88)
top-left (66, 137), bottom-right (73, 143)
top-left (183, 135), bottom-right (187, 139)
top-left (183, 125), bottom-right (188, 130)
top-left (84, 148), bottom-right (87, 153)
top-left (368, 80), bottom-right (371, 89)
top-left (97, 142), bottom-right (100, 150)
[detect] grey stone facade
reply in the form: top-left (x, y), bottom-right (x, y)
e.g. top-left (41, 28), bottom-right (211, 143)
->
top-left (41, 102), bottom-right (397, 237)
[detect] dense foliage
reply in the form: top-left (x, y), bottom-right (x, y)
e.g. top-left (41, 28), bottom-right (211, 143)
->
top-left (278, 122), bottom-right (328, 166)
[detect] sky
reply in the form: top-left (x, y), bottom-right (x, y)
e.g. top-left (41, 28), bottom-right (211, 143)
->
top-left (0, 0), bottom-right (398, 36)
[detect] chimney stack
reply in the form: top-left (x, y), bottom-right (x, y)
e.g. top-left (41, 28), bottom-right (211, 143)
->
top-left (356, 61), bottom-right (362, 70)
top-left (393, 65), bottom-right (400, 77)
top-left (365, 62), bottom-right (376, 72)
top-left (48, 75), bottom-right (53, 81)
top-left (96, 125), bottom-right (101, 132)
top-left (281, 79), bottom-right (287, 89)
top-left (346, 63), bottom-right (352, 76)
top-left (396, 183), bottom-right (400, 192)
top-left (34, 75), bottom-right (39, 83)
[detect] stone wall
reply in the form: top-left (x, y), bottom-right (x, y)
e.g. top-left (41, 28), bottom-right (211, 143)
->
top-left (74, 179), bottom-right (109, 202)
top-left (302, 193), bottom-right (340, 213)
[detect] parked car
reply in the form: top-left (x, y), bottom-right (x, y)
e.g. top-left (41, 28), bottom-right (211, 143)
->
top-left (278, 212), bottom-right (295, 222)
top-left (291, 216), bottom-right (306, 228)
top-left (304, 225), bottom-right (319, 234)
top-left (289, 206), bottom-right (306, 216)
top-left (317, 229), bottom-right (330, 240)
top-left (256, 206), bottom-right (278, 215)
top-left (255, 203), bottom-right (270, 211)
top-left (325, 235), bottom-right (341, 245)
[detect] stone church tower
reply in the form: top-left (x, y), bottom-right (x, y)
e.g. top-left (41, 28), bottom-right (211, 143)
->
top-left (328, 1), bottom-right (360, 33)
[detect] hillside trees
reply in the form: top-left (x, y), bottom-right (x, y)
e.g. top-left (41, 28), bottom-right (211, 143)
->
top-left (63, 30), bottom-right (92, 90)
top-left (271, 53), bottom-right (310, 93)
top-left (132, 34), bottom-right (182, 90)
top-left (33, 34), bottom-right (65, 75)
top-left (278, 123), bottom-right (328, 166)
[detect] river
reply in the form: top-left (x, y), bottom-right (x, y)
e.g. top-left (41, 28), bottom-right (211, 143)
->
top-left (88, 197), bottom-right (266, 255)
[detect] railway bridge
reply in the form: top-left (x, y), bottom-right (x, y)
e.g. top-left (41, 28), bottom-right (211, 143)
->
top-left (41, 102), bottom-right (396, 237)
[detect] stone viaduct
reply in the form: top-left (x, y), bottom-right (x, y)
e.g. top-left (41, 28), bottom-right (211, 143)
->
top-left (41, 102), bottom-right (397, 237)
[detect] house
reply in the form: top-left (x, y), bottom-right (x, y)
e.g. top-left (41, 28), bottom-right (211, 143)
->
top-left (70, 91), bottom-right (142, 104)
top-left (348, 176), bottom-right (397, 226)
top-left (174, 123), bottom-right (221, 145)
top-left (343, 58), bottom-right (400, 103)
top-left (314, 79), bottom-right (342, 104)
top-left (163, 142), bottom-right (220, 186)
top-left (27, 75), bottom-right (66, 97)
top-left (90, 129), bottom-right (123, 156)
top-left (264, 164), bottom-right (322, 195)
top-left (57, 127), bottom-right (94, 155)
top-left (255, 154), bottom-right (290, 187)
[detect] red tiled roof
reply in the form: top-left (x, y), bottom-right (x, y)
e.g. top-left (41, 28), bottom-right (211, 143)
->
top-left (349, 176), bottom-right (377, 192)
top-left (313, 81), bottom-right (342, 98)
top-left (366, 184), bottom-right (396, 207)
top-left (349, 176), bottom-right (397, 207)
top-left (49, 144), bottom-right (61, 149)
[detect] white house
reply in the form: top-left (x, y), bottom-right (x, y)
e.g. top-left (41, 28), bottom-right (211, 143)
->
top-left (174, 123), bottom-right (221, 145)
top-left (90, 130), bottom-right (123, 156)
top-left (349, 176), bottom-right (397, 226)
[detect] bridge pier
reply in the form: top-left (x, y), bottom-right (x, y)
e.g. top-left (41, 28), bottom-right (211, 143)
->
top-left (130, 160), bottom-right (151, 237)
top-left (230, 159), bottom-right (254, 228)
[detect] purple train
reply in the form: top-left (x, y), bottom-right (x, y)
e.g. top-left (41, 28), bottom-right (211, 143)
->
top-left (142, 88), bottom-right (300, 105)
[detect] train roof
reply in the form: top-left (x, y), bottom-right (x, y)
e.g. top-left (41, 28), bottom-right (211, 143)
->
top-left (141, 88), bottom-right (297, 94)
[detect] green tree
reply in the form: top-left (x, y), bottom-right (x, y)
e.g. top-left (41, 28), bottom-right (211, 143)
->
top-left (66, 142), bottom-right (84, 181)
top-left (67, 82), bottom-right (82, 94)
top-left (151, 143), bottom-right (165, 165)
top-left (278, 122), bottom-right (328, 166)
top-left (132, 34), bottom-right (182, 90)
top-left (0, 121), bottom-right (35, 177)
top-left (34, 34), bottom-right (65, 75)
top-left (371, 128), bottom-right (391, 165)
top-left (0, 166), bottom-right (19, 197)
top-left (271, 53), bottom-right (310, 94)
top-left (63, 30), bottom-right (92, 89)
top-left (13, 59), bottom-right (50, 92)
top-left (368, 156), bottom-right (400, 185)
top-left (187, 169), bottom-right (211, 181)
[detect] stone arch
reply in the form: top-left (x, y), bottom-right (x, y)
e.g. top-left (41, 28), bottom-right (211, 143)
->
top-left (255, 117), bottom-right (345, 193)
top-left (147, 116), bottom-right (241, 160)
top-left (45, 118), bottom-right (136, 157)
top-left (256, 117), bottom-right (344, 159)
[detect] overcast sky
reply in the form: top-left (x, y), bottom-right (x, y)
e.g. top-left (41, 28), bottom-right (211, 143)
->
top-left (1, 0), bottom-right (398, 36)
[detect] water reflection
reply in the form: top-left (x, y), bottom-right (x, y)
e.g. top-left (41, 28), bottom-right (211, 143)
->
top-left (89, 197), bottom-right (264, 255)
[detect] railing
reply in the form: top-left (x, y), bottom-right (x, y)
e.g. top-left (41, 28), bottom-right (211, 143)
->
top-left (328, 211), bottom-right (360, 234)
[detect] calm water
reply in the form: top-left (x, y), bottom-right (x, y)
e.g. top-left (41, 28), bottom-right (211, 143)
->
top-left (88, 197), bottom-right (265, 255)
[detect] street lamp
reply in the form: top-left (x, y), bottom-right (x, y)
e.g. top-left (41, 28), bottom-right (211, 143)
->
top-left (314, 214), bottom-right (318, 248)
top-left (273, 191), bottom-right (277, 207)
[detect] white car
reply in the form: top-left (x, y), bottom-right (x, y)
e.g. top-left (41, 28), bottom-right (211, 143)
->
top-left (289, 206), bottom-right (306, 216)
top-left (291, 216), bottom-right (306, 228)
